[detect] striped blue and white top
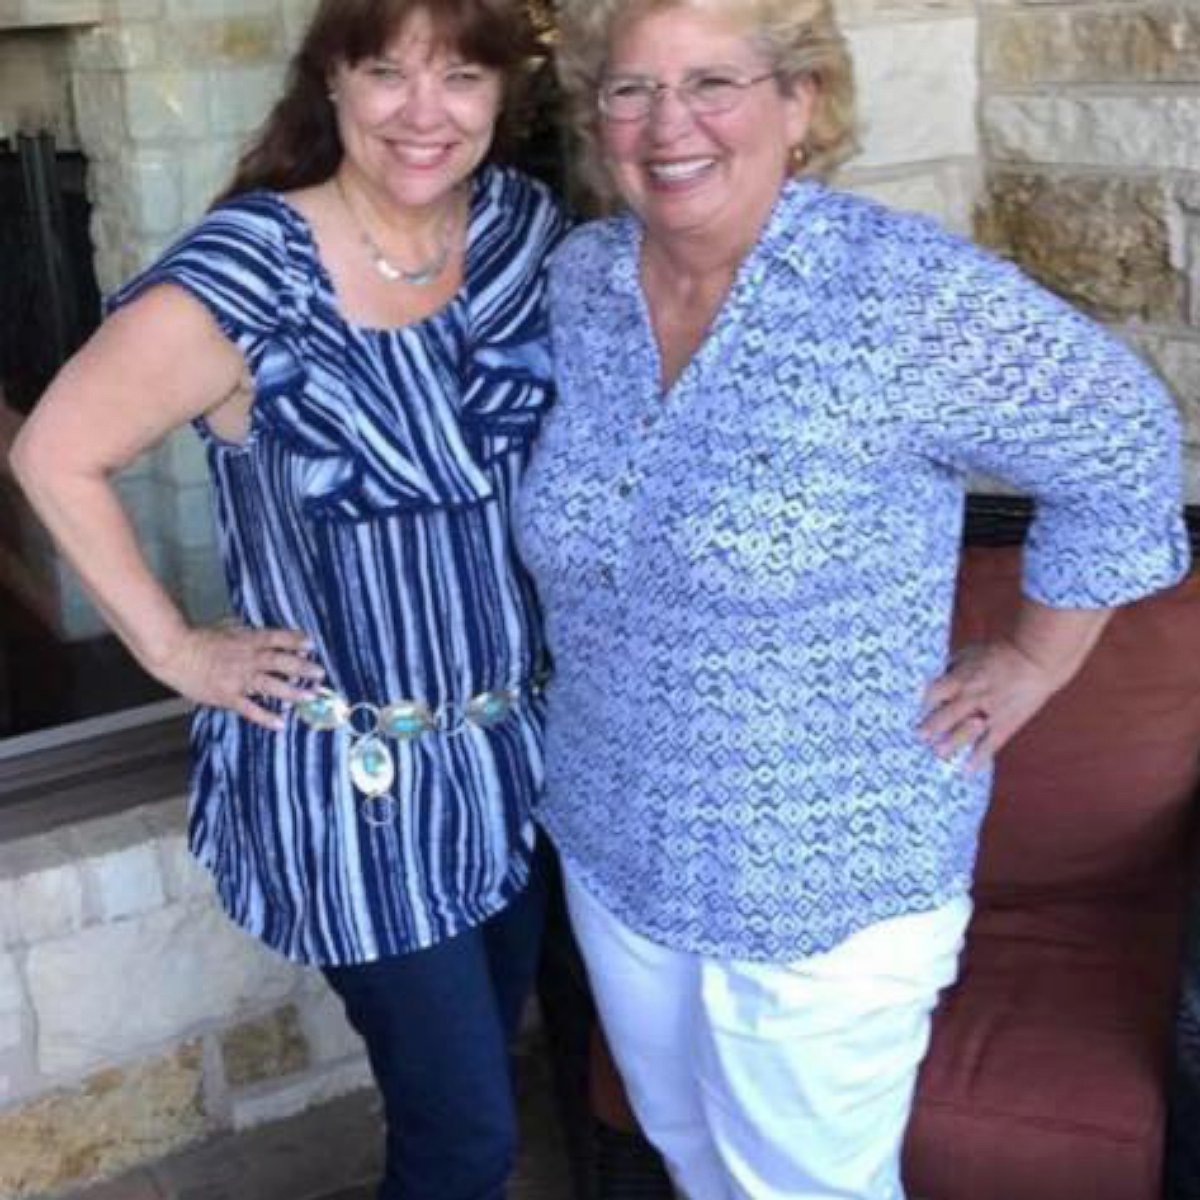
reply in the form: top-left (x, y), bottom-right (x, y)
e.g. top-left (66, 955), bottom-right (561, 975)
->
top-left (112, 165), bottom-right (567, 965)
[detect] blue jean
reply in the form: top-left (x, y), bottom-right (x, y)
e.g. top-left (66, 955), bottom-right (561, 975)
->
top-left (323, 859), bottom-right (546, 1200)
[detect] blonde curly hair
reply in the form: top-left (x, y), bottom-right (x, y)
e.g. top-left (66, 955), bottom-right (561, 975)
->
top-left (555, 0), bottom-right (857, 208)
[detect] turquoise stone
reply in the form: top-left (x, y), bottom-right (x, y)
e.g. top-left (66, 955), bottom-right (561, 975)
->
top-left (379, 701), bottom-right (436, 740)
top-left (348, 735), bottom-right (395, 796)
top-left (295, 687), bottom-right (350, 731)
top-left (466, 690), bottom-right (514, 728)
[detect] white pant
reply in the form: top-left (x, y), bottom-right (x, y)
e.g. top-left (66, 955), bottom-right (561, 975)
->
top-left (564, 868), bottom-right (971, 1200)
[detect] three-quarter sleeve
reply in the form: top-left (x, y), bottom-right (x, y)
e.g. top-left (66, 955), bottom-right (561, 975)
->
top-left (896, 229), bottom-right (1190, 607)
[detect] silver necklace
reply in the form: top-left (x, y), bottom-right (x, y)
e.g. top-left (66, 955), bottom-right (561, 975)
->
top-left (335, 176), bottom-right (456, 287)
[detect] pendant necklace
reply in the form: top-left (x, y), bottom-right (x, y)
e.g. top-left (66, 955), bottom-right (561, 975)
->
top-left (334, 175), bottom-right (457, 287)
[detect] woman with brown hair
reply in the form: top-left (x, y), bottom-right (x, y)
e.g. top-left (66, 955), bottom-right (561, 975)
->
top-left (11, 2), bottom-right (566, 1196)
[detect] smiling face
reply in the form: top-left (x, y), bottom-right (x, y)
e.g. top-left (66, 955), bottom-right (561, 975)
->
top-left (330, 6), bottom-right (503, 214)
top-left (599, 4), bottom-right (812, 254)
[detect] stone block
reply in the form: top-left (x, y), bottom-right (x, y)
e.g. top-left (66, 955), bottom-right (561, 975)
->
top-left (836, 0), bottom-right (974, 28)
top-left (157, 15), bottom-right (285, 67)
top-left (205, 64), bottom-right (286, 137)
top-left (975, 172), bottom-right (1185, 323)
top-left (230, 1057), bottom-right (374, 1131)
top-left (7, 840), bottom-right (86, 944)
top-left (154, 479), bottom-right (217, 550)
top-left (164, 0), bottom-right (276, 16)
top-left (1136, 335), bottom-right (1200, 443)
top-left (100, 0), bottom-right (162, 17)
top-left (841, 159), bottom-right (979, 233)
top-left (5, 0), bottom-right (101, 24)
top-left (300, 985), bottom-right (364, 1065)
top-left (155, 831), bottom-right (215, 904)
top-left (154, 428), bottom-right (209, 488)
top-left (984, 6), bottom-right (1200, 86)
top-left (282, 0), bottom-right (321, 51)
top-left (175, 543), bottom-right (230, 625)
top-left (0, 1042), bottom-right (208, 1199)
top-left (124, 149), bottom-right (185, 238)
top-left (0, 879), bottom-right (21, 948)
top-left (72, 72), bottom-right (129, 161)
top-left (220, 1004), bottom-right (310, 1087)
top-left (82, 844), bottom-right (166, 923)
top-left (114, 471), bottom-right (166, 545)
top-left (179, 137), bottom-right (242, 218)
top-left (984, 94), bottom-right (1200, 172)
top-left (0, 950), bottom-right (28, 1055)
top-left (70, 23), bottom-right (159, 72)
top-left (27, 903), bottom-right (303, 1077)
top-left (850, 17), bottom-right (978, 169)
top-left (124, 71), bottom-right (210, 141)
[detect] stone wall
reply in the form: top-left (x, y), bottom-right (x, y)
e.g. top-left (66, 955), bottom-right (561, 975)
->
top-left (976, 0), bottom-right (1200, 498)
top-left (0, 800), bottom-right (370, 1198)
top-left (837, 0), bottom-right (981, 234)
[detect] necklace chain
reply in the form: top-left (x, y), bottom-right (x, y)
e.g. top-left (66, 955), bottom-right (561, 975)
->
top-left (335, 176), bottom-right (456, 287)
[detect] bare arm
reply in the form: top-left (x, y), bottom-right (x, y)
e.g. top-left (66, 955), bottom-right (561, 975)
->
top-left (919, 598), bottom-right (1113, 771)
top-left (9, 285), bottom-right (322, 728)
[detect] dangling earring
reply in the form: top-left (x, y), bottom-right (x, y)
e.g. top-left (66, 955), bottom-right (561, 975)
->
top-left (789, 143), bottom-right (807, 173)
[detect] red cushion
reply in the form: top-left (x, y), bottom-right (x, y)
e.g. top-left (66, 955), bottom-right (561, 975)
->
top-left (952, 549), bottom-right (1200, 899)
top-left (905, 550), bottom-right (1200, 1200)
top-left (905, 894), bottom-right (1183, 1200)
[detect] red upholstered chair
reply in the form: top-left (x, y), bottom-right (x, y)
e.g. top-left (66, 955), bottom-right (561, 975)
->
top-left (902, 547), bottom-right (1200, 1200)
top-left (572, 537), bottom-right (1200, 1200)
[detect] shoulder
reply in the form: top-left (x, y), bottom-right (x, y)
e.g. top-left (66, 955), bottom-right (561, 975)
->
top-left (548, 216), bottom-right (626, 295)
top-left (107, 190), bottom-right (300, 332)
top-left (135, 190), bottom-right (298, 297)
top-left (475, 164), bottom-right (568, 247)
top-left (777, 184), bottom-right (979, 281)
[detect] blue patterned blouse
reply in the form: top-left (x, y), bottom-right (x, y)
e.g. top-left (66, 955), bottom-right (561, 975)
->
top-left (518, 179), bottom-right (1190, 963)
top-left (112, 166), bottom-right (567, 965)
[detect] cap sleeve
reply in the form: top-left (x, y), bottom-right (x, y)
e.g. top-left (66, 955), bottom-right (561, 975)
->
top-left (108, 193), bottom-right (291, 359)
top-left (106, 193), bottom-right (315, 449)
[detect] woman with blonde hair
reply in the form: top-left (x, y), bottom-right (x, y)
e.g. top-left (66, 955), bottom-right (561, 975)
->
top-left (519, 0), bottom-right (1189, 1195)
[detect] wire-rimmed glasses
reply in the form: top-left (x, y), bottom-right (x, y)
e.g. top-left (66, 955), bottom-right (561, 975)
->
top-left (597, 69), bottom-right (778, 122)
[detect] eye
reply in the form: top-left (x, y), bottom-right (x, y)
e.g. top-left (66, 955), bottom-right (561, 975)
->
top-left (604, 78), bottom-right (654, 102)
top-left (445, 65), bottom-right (488, 89)
top-left (364, 61), bottom-right (404, 83)
top-left (687, 72), bottom-right (741, 102)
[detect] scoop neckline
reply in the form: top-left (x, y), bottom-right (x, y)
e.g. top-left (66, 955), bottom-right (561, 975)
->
top-left (260, 172), bottom-right (488, 337)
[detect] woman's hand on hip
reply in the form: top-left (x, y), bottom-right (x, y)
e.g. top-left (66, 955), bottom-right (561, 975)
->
top-left (919, 599), bottom-right (1113, 772)
top-left (155, 623), bottom-right (324, 731)
top-left (917, 639), bottom-right (1063, 773)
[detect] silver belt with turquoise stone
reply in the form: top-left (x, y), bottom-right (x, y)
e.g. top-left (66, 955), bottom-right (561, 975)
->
top-left (293, 678), bottom-right (543, 827)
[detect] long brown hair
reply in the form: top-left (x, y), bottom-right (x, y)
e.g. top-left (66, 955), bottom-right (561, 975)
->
top-left (215, 0), bottom-right (538, 204)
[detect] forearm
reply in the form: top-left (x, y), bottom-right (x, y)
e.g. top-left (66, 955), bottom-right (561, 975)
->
top-left (14, 460), bottom-right (190, 678)
top-left (1008, 596), bottom-right (1114, 693)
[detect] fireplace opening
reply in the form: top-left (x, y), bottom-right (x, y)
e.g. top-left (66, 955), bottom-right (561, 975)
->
top-left (1, 131), bottom-right (171, 742)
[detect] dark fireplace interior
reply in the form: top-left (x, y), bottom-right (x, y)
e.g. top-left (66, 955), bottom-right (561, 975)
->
top-left (1, 132), bottom-right (168, 740)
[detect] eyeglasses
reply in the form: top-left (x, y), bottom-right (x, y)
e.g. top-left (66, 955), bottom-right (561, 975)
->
top-left (597, 69), bottom-right (778, 122)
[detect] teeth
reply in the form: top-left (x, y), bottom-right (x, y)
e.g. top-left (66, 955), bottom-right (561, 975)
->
top-left (648, 159), bottom-right (714, 181)
top-left (395, 145), bottom-right (447, 165)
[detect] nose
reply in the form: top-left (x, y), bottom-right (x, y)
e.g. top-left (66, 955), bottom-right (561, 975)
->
top-left (398, 75), bottom-right (446, 128)
top-left (646, 85), bottom-right (696, 138)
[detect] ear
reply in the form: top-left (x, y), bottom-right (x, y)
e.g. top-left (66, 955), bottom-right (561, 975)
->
top-left (781, 74), bottom-right (817, 152)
